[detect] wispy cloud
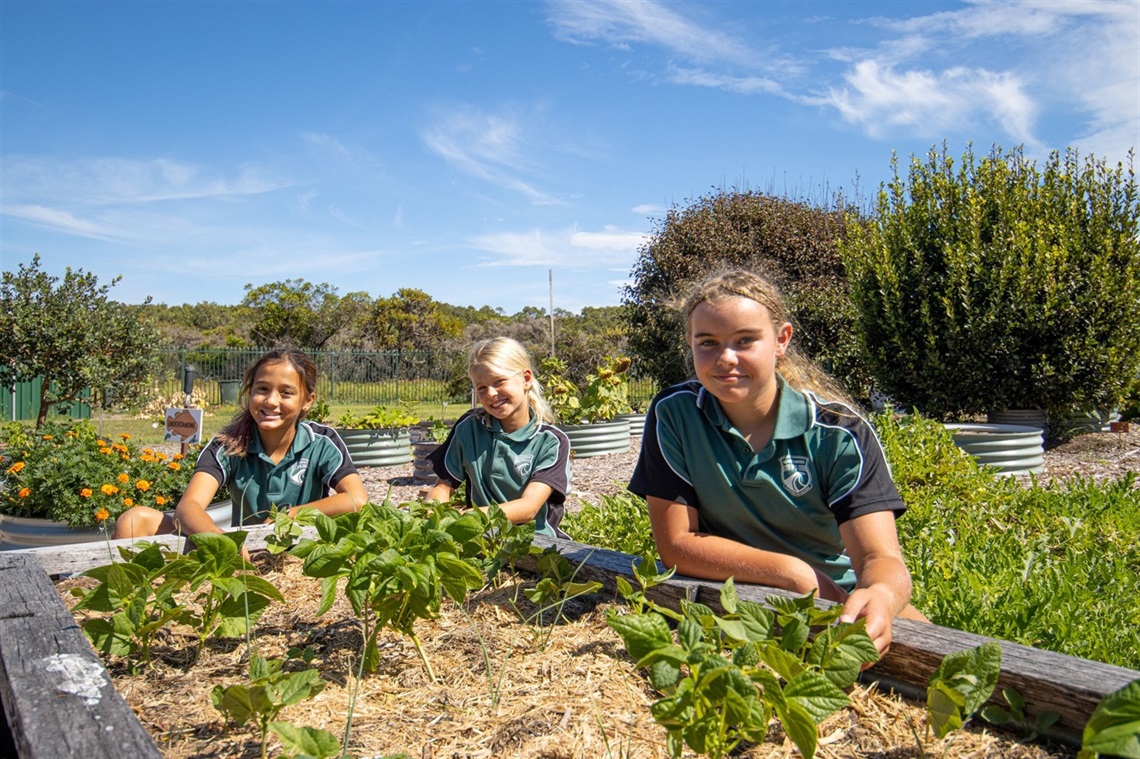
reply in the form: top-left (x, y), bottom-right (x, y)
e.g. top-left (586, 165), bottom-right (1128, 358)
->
top-left (469, 225), bottom-right (645, 269)
top-left (421, 105), bottom-right (563, 204)
top-left (1, 156), bottom-right (289, 205)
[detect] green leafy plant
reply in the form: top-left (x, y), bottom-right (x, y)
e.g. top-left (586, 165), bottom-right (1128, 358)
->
top-left (842, 144), bottom-right (1140, 418)
top-left (539, 355), bottom-right (633, 424)
top-left (980, 686), bottom-right (1060, 742)
top-left (1080, 678), bottom-right (1140, 759)
top-left (924, 642), bottom-right (1002, 739)
top-left (163, 531), bottom-right (285, 650)
top-left (288, 500), bottom-right (486, 681)
top-left (306, 398), bottom-right (331, 423)
top-left (519, 546), bottom-right (603, 632)
top-left (0, 419), bottom-right (199, 527)
top-left (268, 722), bottom-right (344, 759)
top-left (607, 581), bottom-right (878, 759)
top-left (334, 405), bottom-right (418, 430)
top-left (563, 491), bottom-right (656, 558)
top-left (211, 648), bottom-right (327, 759)
top-left (71, 541), bottom-right (191, 670)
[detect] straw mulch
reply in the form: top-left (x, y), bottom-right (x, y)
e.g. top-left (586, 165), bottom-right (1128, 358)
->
top-left (57, 553), bottom-right (1079, 759)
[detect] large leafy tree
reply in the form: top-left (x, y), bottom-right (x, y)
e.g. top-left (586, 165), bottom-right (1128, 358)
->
top-left (842, 145), bottom-right (1140, 418)
top-left (242, 279), bottom-right (358, 349)
top-left (368, 288), bottom-right (464, 352)
top-left (0, 255), bottom-right (162, 426)
top-left (622, 190), bottom-right (872, 401)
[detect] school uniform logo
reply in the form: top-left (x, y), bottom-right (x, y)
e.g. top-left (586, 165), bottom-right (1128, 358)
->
top-left (779, 455), bottom-right (813, 497)
top-left (289, 458), bottom-right (309, 486)
top-left (513, 454), bottom-right (535, 478)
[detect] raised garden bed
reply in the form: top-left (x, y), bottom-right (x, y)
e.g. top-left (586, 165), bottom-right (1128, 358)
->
top-left (4, 528), bottom-right (1137, 757)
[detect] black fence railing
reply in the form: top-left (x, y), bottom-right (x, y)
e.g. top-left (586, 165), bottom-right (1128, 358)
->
top-left (154, 349), bottom-right (658, 409)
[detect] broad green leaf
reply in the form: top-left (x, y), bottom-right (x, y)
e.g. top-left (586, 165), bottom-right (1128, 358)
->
top-left (758, 641), bottom-right (807, 682)
top-left (778, 700), bottom-right (819, 759)
top-left (82, 614), bottom-right (135, 657)
top-left (928, 641), bottom-right (1002, 716)
top-left (268, 668), bottom-right (326, 707)
top-left (779, 617), bottom-right (810, 653)
top-left (712, 616), bottom-right (749, 643)
top-left (648, 658), bottom-right (681, 691)
top-left (212, 683), bottom-right (256, 726)
top-left (1082, 678), bottom-right (1140, 758)
top-left (215, 592), bottom-right (273, 637)
top-left (927, 681), bottom-right (966, 739)
top-left (720, 576), bottom-right (738, 614)
top-left (784, 670), bottom-right (851, 724)
top-left (615, 576), bottom-right (634, 600)
top-left (607, 612), bottom-right (674, 662)
top-left (736, 601), bottom-right (774, 641)
top-left (677, 619), bottom-right (703, 652)
top-left (268, 722), bottom-right (343, 759)
top-left (316, 575), bottom-right (338, 617)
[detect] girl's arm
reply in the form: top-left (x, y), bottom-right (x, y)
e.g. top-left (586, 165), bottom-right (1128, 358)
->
top-left (173, 471), bottom-right (226, 537)
top-left (837, 511), bottom-right (924, 656)
top-left (493, 481), bottom-right (554, 525)
top-left (284, 473), bottom-right (368, 519)
top-left (426, 481), bottom-right (454, 503)
top-left (647, 496), bottom-right (849, 601)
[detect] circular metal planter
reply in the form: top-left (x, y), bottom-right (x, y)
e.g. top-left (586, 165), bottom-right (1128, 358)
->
top-left (339, 428), bottom-right (413, 468)
top-left (614, 413), bottom-right (648, 437)
top-left (986, 409), bottom-right (1048, 431)
top-left (560, 420), bottom-right (631, 459)
top-left (945, 423), bottom-right (1045, 476)
top-left (0, 499), bottom-right (233, 551)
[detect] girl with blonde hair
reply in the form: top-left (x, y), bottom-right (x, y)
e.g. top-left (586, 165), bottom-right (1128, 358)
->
top-left (630, 269), bottom-right (926, 660)
top-left (426, 337), bottom-right (570, 537)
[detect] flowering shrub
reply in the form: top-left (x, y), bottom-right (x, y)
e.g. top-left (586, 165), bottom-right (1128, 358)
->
top-left (0, 420), bottom-right (198, 528)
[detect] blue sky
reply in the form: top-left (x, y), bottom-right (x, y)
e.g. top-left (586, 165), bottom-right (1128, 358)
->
top-left (2, 1), bottom-right (1137, 314)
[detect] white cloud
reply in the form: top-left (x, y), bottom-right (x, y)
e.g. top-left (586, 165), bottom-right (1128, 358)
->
top-left (631, 203), bottom-right (664, 215)
top-left (469, 225), bottom-right (646, 268)
top-left (0, 156), bottom-right (289, 205)
top-left (421, 105), bottom-right (562, 204)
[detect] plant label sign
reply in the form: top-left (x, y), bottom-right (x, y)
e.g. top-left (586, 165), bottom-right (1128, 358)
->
top-left (164, 407), bottom-right (203, 444)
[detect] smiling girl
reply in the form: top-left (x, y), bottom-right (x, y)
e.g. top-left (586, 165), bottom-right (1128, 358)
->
top-left (113, 349), bottom-right (367, 541)
top-left (425, 337), bottom-right (571, 538)
top-left (629, 270), bottom-right (926, 659)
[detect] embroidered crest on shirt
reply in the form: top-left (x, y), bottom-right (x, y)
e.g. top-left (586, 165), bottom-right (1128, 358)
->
top-left (513, 454), bottom-right (534, 478)
top-left (779, 455), bottom-right (813, 497)
top-left (289, 458), bottom-right (309, 486)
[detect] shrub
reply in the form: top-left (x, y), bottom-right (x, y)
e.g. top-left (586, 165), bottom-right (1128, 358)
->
top-left (842, 145), bottom-right (1140, 419)
top-left (622, 190), bottom-right (874, 403)
top-left (334, 405), bottom-right (418, 430)
top-left (0, 420), bottom-right (198, 528)
top-left (562, 491), bottom-right (655, 558)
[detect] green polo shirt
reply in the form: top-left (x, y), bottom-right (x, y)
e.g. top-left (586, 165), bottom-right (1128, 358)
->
top-left (428, 409), bottom-right (571, 538)
top-left (195, 421), bottom-right (358, 526)
top-left (629, 377), bottom-right (905, 589)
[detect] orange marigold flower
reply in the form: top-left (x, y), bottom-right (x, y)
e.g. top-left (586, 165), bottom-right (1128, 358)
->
top-left (101, 484), bottom-right (119, 496)
top-left (135, 479), bottom-right (151, 492)
top-left (120, 433), bottom-right (132, 440)
top-left (141, 453), bottom-right (155, 463)
top-left (155, 495), bottom-right (167, 506)
top-left (168, 462), bottom-right (182, 471)
top-left (5, 461), bottom-right (24, 475)
top-left (117, 472), bottom-right (130, 483)
top-left (156, 452), bottom-right (168, 461)
top-left (17, 487), bottom-right (30, 498)
top-left (80, 488), bottom-right (93, 498)
top-left (97, 439), bottom-right (107, 446)
top-left (123, 497), bottom-right (134, 507)
top-left (100, 447), bottom-right (113, 455)
top-left (173, 453), bottom-right (184, 461)
top-left (94, 507), bottom-right (110, 522)
top-left (41, 435), bottom-right (54, 440)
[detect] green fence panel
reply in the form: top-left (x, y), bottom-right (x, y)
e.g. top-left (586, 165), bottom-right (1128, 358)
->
top-left (3, 379), bottom-right (92, 422)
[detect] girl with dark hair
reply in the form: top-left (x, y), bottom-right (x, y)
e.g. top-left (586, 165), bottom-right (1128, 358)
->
top-left (113, 349), bottom-right (367, 542)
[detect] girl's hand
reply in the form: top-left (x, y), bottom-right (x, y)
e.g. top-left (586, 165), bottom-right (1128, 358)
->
top-left (840, 586), bottom-right (896, 662)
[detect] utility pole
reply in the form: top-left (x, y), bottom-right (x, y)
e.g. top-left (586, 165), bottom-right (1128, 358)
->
top-left (549, 269), bottom-right (555, 358)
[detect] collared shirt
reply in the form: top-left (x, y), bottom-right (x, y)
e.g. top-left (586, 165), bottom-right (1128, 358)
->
top-left (428, 409), bottom-right (571, 538)
top-left (195, 420), bottom-right (358, 525)
top-left (629, 377), bottom-right (905, 589)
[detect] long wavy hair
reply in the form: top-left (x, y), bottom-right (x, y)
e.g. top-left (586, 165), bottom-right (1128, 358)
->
top-left (468, 337), bottom-right (556, 425)
top-left (680, 269), bottom-right (855, 407)
top-left (215, 349), bottom-right (318, 457)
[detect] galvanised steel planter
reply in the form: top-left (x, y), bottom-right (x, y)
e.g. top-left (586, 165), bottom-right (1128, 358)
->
top-left (559, 421), bottom-right (631, 459)
top-left (339, 428), bottom-right (413, 468)
top-left (946, 423), bottom-right (1045, 477)
top-left (614, 413), bottom-right (648, 437)
top-left (0, 500), bottom-right (233, 551)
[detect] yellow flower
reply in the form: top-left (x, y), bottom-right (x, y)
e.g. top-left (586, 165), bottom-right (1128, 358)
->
top-left (101, 484), bottom-right (119, 496)
top-left (97, 439), bottom-right (107, 446)
top-left (123, 497), bottom-right (134, 507)
top-left (5, 461), bottom-right (24, 475)
top-left (120, 433), bottom-right (132, 440)
top-left (80, 488), bottom-right (93, 498)
top-left (155, 495), bottom-right (167, 507)
top-left (17, 487), bottom-right (30, 499)
top-left (99, 447), bottom-right (113, 455)
top-left (94, 507), bottom-right (110, 522)
top-left (168, 462), bottom-right (182, 471)
top-left (135, 479), bottom-right (151, 492)
top-left (117, 472), bottom-right (130, 483)
top-left (173, 453), bottom-right (184, 461)
top-left (41, 435), bottom-right (54, 440)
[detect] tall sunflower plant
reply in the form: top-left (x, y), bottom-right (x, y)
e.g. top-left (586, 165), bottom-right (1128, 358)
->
top-left (0, 420), bottom-right (199, 529)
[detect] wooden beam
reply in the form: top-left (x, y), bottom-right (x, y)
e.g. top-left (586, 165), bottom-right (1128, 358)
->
top-left (0, 553), bottom-right (161, 759)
